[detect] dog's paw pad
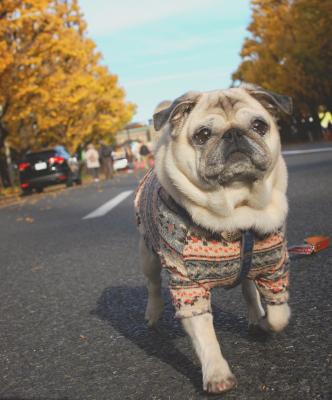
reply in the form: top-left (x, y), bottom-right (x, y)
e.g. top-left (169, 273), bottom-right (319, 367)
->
top-left (205, 375), bottom-right (237, 394)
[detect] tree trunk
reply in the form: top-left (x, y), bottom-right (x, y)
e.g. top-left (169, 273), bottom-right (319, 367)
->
top-left (0, 153), bottom-right (11, 188)
top-left (0, 122), bottom-right (9, 150)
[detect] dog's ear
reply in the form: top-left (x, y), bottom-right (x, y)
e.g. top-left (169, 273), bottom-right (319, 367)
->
top-left (153, 92), bottom-right (201, 133)
top-left (242, 83), bottom-right (293, 115)
top-left (153, 100), bottom-right (173, 115)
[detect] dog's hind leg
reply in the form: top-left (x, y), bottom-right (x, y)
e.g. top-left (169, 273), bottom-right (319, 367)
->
top-left (139, 237), bottom-right (164, 327)
top-left (242, 279), bottom-right (291, 333)
top-left (242, 278), bottom-right (265, 328)
top-left (259, 303), bottom-right (291, 333)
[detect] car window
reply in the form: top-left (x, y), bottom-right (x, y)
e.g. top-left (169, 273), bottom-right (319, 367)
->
top-left (25, 150), bottom-right (56, 163)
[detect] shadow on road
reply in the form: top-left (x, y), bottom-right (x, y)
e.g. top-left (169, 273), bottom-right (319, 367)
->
top-left (91, 285), bottom-right (204, 392)
top-left (91, 286), bottom-right (269, 395)
top-left (0, 398), bottom-right (69, 400)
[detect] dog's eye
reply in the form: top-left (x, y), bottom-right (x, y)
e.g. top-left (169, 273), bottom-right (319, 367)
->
top-left (192, 128), bottom-right (212, 145)
top-left (251, 119), bottom-right (269, 135)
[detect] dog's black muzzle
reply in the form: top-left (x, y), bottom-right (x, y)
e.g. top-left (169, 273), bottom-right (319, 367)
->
top-left (201, 128), bottom-right (270, 185)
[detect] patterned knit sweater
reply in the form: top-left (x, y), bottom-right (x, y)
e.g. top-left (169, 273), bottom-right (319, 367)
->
top-left (135, 169), bottom-right (289, 319)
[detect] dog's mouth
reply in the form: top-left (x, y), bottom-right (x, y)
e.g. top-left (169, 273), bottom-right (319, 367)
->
top-left (226, 150), bottom-right (250, 163)
top-left (199, 137), bottom-right (271, 186)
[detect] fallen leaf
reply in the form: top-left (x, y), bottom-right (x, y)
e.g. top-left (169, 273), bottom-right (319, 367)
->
top-left (40, 206), bottom-right (52, 211)
top-left (31, 265), bottom-right (43, 272)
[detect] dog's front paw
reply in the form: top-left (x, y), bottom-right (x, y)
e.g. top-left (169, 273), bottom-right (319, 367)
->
top-left (203, 361), bottom-right (237, 394)
top-left (203, 370), bottom-right (237, 394)
top-left (145, 296), bottom-right (164, 327)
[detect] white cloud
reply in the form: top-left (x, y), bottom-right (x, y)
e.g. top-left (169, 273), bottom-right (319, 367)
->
top-left (134, 55), bottom-right (196, 69)
top-left (124, 67), bottom-right (229, 88)
top-left (139, 27), bottom-right (245, 56)
top-left (79, 0), bottom-right (219, 35)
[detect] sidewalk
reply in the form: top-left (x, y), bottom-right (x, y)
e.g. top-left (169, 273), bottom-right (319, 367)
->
top-left (0, 185), bottom-right (66, 208)
top-left (0, 187), bottom-right (22, 207)
top-left (0, 171), bottom-right (131, 209)
top-left (282, 140), bottom-right (332, 150)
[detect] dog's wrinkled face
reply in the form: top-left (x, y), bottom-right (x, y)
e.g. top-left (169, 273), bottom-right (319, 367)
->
top-left (154, 85), bottom-right (292, 187)
top-left (190, 97), bottom-right (272, 186)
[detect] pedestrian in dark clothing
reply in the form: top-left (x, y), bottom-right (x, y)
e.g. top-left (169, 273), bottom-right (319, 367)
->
top-left (139, 143), bottom-right (151, 169)
top-left (125, 146), bottom-right (134, 170)
top-left (99, 142), bottom-right (114, 179)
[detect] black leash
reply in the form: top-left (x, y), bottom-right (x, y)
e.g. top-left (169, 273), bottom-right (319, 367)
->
top-left (228, 230), bottom-right (255, 288)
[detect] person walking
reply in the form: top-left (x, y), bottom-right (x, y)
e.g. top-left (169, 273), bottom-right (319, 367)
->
top-left (125, 145), bottom-right (134, 170)
top-left (139, 142), bottom-right (151, 170)
top-left (85, 143), bottom-right (100, 182)
top-left (99, 141), bottom-right (114, 179)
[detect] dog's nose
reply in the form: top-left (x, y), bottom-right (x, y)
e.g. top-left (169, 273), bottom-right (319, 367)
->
top-left (223, 128), bottom-right (244, 141)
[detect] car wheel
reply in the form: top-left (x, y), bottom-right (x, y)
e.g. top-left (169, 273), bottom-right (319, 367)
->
top-left (22, 188), bottom-right (32, 196)
top-left (76, 178), bottom-right (82, 185)
top-left (36, 187), bottom-right (44, 193)
top-left (66, 177), bottom-right (73, 187)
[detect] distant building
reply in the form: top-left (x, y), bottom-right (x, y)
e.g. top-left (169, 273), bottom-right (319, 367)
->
top-left (116, 122), bottom-right (159, 145)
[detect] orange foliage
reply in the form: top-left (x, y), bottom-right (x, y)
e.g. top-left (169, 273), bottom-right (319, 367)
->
top-left (0, 0), bottom-right (135, 153)
top-left (233, 0), bottom-right (332, 113)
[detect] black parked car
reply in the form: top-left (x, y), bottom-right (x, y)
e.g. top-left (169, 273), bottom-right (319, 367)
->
top-left (18, 148), bottom-right (81, 195)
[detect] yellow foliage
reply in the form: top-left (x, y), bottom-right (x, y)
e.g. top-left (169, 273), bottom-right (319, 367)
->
top-left (0, 0), bottom-right (135, 153)
top-left (233, 0), bottom-right (332, 113)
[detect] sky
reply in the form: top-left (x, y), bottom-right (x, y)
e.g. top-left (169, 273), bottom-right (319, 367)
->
top-left (78, 0), bottom-right (252, 124)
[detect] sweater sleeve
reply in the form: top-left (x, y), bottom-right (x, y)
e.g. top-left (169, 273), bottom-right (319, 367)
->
top-left (254, 249), bottom-right (290, 305)
top-left (160, 247), bottom-right (212, 319)
top-left (157, 194), bottom-right (212, 319)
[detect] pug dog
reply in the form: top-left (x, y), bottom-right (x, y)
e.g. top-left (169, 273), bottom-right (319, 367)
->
top-left (135, 84), bottom-right (292, 394)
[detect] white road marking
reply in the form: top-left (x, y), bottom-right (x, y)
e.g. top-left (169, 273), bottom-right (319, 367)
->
top-left (83, 190), bottom-right (134, 220)
top-left (282, 147), bottom-right (332, 156)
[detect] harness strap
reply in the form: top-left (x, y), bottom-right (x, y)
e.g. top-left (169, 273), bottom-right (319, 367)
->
top-left (228, 230), bottom-right (255, 288)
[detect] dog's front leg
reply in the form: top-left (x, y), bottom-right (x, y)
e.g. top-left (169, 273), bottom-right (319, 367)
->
top-left (242, 279), bottom-right (290, 333)
top-left (182, 313), bottom-right (237, 394)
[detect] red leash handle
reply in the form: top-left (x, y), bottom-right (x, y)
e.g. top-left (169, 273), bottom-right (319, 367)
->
top-left (288, 236), bottom-right (330, 256)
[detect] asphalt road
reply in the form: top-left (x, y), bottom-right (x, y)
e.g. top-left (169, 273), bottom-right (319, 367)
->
top-left (0, 147), bottom-right (331, 400)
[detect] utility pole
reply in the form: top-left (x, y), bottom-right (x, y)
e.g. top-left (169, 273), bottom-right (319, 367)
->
top-left (4, 140), bottom-right (14, 187)
top-left (126, 128), bottom-right (131, 141)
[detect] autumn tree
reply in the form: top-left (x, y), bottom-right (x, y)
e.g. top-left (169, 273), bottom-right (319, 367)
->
top-left (233, 0), bottom-right (332, 118)
top-left (0, 0), bottom-right (135, 156)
